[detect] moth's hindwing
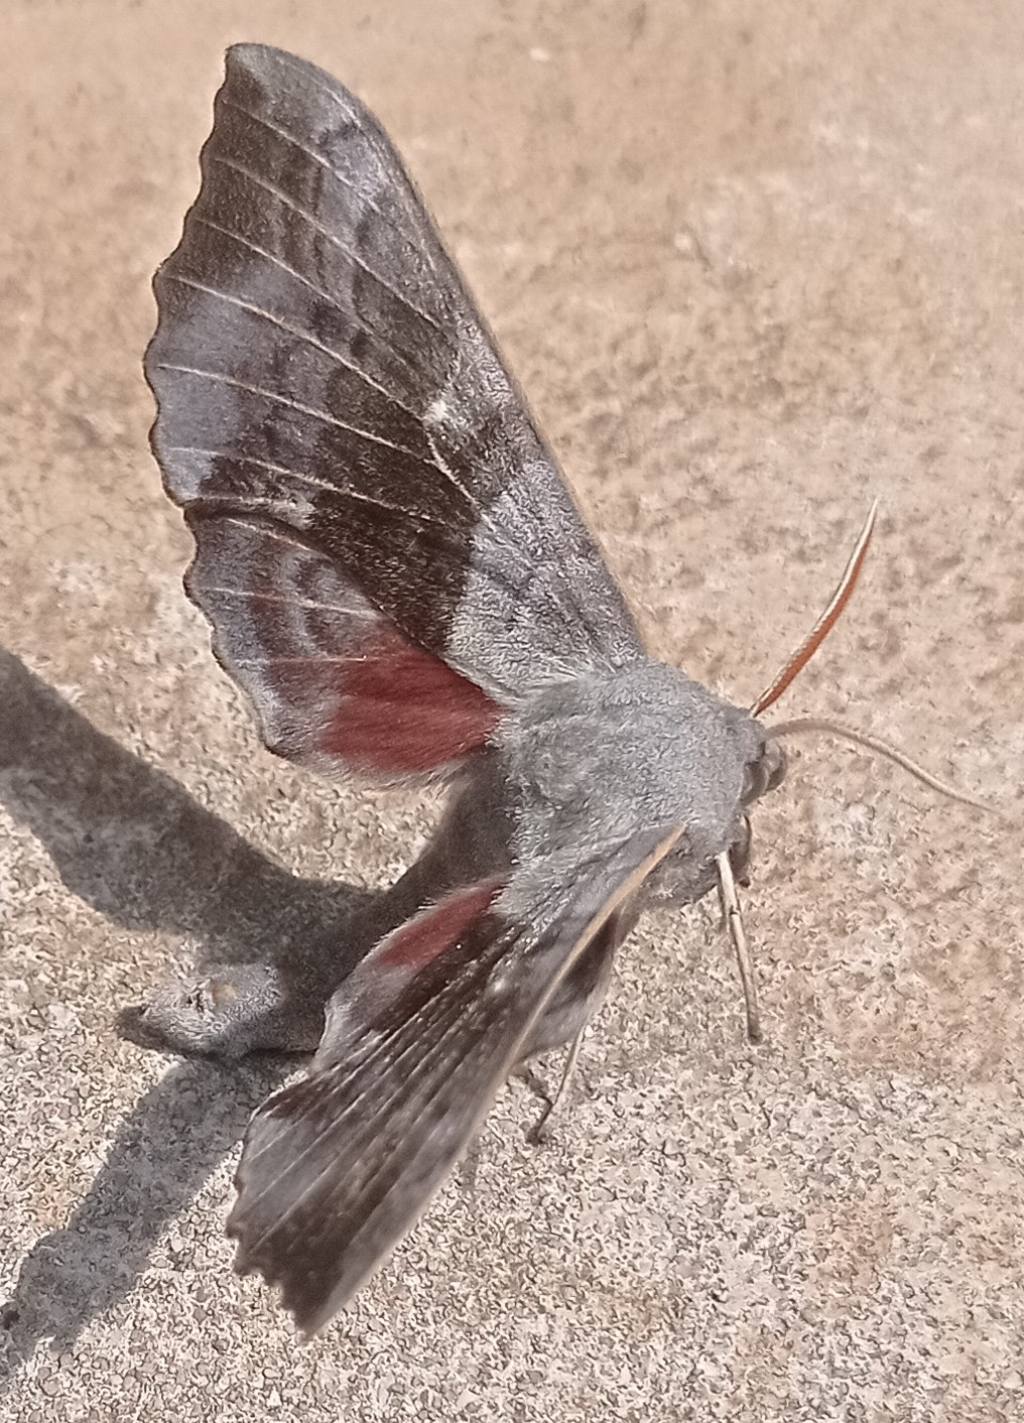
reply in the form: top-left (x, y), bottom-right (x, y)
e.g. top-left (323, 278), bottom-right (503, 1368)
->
top-left (184, 511), bottom-right (500, 779)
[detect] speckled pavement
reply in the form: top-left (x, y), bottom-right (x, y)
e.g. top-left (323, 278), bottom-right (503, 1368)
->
top-left (1, 4), bottom-right (1022, 1420)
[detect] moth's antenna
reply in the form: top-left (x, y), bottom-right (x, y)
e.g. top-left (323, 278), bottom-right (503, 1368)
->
top-left (766, 717), bottom-right (1003, 817)
top-left (715, 852), bottom-right (762, 1044)
top-left (750, 500), bottom-right (878, 717)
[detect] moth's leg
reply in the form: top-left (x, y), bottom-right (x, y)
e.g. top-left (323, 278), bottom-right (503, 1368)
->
top-left (518, 908), bottom-right (631, 1141)
top-left (715, 850), bottom-right (762, 1044)
top-left (119, 961), bottom-right (326, 1060)
top-left (526, 1030), bottom-right (585, 1145)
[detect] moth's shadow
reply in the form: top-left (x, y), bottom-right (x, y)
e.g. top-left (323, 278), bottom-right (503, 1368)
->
top-left (0, 648), bottom-right (394, 1381)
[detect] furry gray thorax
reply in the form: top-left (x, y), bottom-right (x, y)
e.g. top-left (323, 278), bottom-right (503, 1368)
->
top-left (486, 660), bottom-right (780, 911)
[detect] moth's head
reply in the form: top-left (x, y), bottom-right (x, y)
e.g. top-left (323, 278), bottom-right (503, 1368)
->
top-left (713, 716), bottom-right (786, 891)
top-left (740, 729), bottom-right (787, 808)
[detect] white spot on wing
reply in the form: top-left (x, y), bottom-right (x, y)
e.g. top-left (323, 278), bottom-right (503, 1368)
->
top-left (425, 394), bottom-right (449, 425)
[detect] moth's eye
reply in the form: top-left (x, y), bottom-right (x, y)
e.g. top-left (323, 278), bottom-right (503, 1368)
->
top-left (740, 741), bottom-right (787, 805)
top-left (740, 759), bottom-right (767, 806)
top-left (763, 742), bottom-right (787, 793)
top-left (740, 766), bottom-right (758, 805)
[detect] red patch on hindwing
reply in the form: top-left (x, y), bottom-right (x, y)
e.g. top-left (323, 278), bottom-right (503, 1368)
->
top-left (376, 881), bottom-right (502, 973)
top-left (322, 625), bottom-right (502, 773)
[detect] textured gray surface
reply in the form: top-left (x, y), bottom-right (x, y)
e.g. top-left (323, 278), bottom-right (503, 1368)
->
top-left (1, 3), bottom-right (1022, 1420)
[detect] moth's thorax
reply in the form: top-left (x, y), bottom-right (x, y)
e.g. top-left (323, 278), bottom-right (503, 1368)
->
top-left (494, 660), bottom-right (762, 895)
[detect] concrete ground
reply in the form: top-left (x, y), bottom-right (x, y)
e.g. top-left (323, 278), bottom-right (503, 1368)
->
top-left (1, 3), bottom-right (1022, 1420)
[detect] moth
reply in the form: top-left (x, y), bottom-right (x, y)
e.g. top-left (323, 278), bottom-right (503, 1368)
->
top-left (143, 43), bottom-right (989, 1334)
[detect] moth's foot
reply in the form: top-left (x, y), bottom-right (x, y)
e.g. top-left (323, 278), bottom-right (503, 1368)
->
top-left (118, 962), bottom-right (321, 1060)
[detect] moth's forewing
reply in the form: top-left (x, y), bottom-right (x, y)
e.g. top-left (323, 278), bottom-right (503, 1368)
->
top-left (145, 41), bottom-right (643, 772)
top-left (228, 828), bottom-right (682, 1334)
